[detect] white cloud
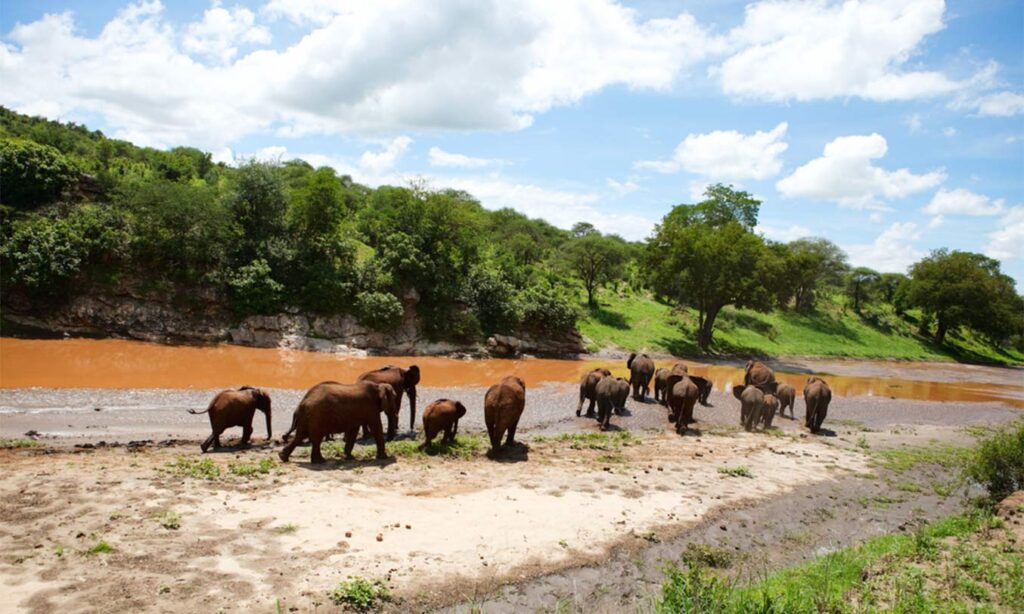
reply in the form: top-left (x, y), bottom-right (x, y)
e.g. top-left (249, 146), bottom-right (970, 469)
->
top-left (869, 212), bottom-right (884, 223)
top-left (0, 0), bottom-right (717, 149)
top-left (954, 91), bottom-right (1024, 117)
top-left (844, 222), bottom-right (923, 273)
top-left (776, 133), bottom-right (945, 209)
top-left (942, 126), bottom-right (957, 137)
top-left (606, 177), bottom-right (639, 196)
top-left (635, 122), bottom-right (788, 182)
top-left (182, 1), bottom-right (270, 63)
top-left (262, 0), bottom-right (342, 25)
top-left (756, 223), bottom-right (813, 243)
top-left (428, 147), bottom-right (503, 168)
top-left (716, 0), bottom-right (985, 103)
top-left (359, 136), bottom-right (413, 174)
top-left (906, 114), bottom-right (923, 134)
top-left (986, 208), bottom-right (1024, 261)
top-left (923, 188), bottom-right (1004, 216)
top-left (927, 215), bottom-right (943, 228)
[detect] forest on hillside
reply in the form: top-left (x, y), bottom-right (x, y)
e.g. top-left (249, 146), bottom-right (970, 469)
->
top-left (2, 107), bottom-right (1022, 359)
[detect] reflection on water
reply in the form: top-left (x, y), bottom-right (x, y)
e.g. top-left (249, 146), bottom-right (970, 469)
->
top-left (1, 338), bottom-right (1021, 408)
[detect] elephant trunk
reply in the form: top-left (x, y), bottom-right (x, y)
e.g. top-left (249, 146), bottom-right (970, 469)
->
top-left (265, 407), bottom-right (272, 441)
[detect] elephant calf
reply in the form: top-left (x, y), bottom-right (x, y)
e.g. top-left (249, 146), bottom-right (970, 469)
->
top-left (761, 394), bottom-right (779, 430)
top-left (653, 368), bottom-right (670, 404)
top-left (627, 352), bottom-right (655, 401)
top-left (732, 384), bottom-right (764, 432)
top-left (776, 383), bottom-right (796, 419)
top-left (667, 374), bottom-right (699, 435)
top-left (484, 376), bottom-right (526, 452)
top-left (803, 377), bottom-right (832, 434)
top-left (189, 386), bottom-right (271, 453)
top-left (595, 376), bottom-right (629, 431)
top-left (422, 399), bottom-right (467, 448)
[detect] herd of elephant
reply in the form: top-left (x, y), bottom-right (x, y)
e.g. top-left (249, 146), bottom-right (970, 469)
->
top-left (188, 365), bottom-right (527, 464)
top-left (578, 353), bottom-right (833, 436)
top-left (188, 355), bottom-right (832, 464)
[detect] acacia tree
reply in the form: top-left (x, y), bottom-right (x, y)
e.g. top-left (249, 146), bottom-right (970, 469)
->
top-left (906, 249), bottom-right (1020, 345)
top-left (845, 267), bottom-right (881, 312)
top-left (563, 232), bottom-right (627, 306)
top-left (646, 185), bottom-right (773, 351)
top-left (784, 238), bottom-right (848, 312)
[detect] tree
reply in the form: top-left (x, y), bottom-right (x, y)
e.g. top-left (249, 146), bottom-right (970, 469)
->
top-left (877, 273), bottom-right (907, 305)
top-left (784, 238), bottom-right (849, 312)
top-left (906, 249), bottom-right (1020, 345)
top-left (571, 222), bottom-right (597, 238)
top-left (563, 233), bottom-right (627, 306)
top-left (230, 161), bottom-right (287, 262)
top-left (287, 166), bottom-right (347, 239)
top-left (0, 138), bottom-right (78, 209)
top-left (647, 188), bottom-right (773, 351)
top-left (844, 267), bottom-right (881, 313)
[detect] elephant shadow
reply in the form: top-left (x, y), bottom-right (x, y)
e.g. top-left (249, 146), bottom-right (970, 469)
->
top-left (487, 442), bottom-right (530, 463)
top-left (301, 456), bottom-right (398, 471)
top-left (615, 408), bottom-right (634, 417)
top-left (810, 427), bottom-right (837, 438)
top-left (677, 425), bottom-right (704, 436)
top-left (206, 439), bottom-right (274, 453)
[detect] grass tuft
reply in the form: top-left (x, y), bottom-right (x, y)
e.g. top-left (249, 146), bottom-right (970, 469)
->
top-left (0, 438), bottom-right (40, 448)
top-left (164, 457), bottom-right (220, 480)
top-left (227, 457), bottom-right (276, 477)
top-left (717, 465), bottom-right (753, 478)
top-left (154, 510), bottom-right (181, 530)
top-left (329, 576), bottom-right (391, 612)
top-left (86, 541), bottom-right (113, 555)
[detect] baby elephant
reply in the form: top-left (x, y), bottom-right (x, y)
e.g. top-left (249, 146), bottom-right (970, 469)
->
top-left (775, 383), bottom-right (796, 419)
top-left (422, 399), bottom-right (467, 448)
top-left (189, 386), bottom-right (272, 452)
top-left (485, 376), bottom-right (526, 452)
top-left (595, 376), bottom-right (629, 430)
top-left (760, 394), bottom-right (780, 430)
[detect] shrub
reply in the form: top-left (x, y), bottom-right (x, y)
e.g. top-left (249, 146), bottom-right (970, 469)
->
top-left (463, 265), bottom-right (522, 336)
top-left (329, 576), bottom-right (391, 612)
top-left (1, 215), bottom-right (86, 295)
top-left (518, 284), bottom-right (579, 331)
top-left (355, 291), bottom-right (404, 331)
top-left (656, 563), bottom-right (731, 613)
top-left (0, 137), bottom-right (78, 209)
top-left (228, 259), bottom-right (284, 316)
top-left (964, 421), bottom-right (1024, 503)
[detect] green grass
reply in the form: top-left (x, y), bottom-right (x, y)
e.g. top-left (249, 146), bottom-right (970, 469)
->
top-left (533, 430), bottom-right (640, 450)
top-left (309, 434), bottom-right (487, 461)
top-left (577, 289), bottom-right (1024, 364)
top-left (329, 576), bottom-right (391, 612)
top-left (0, 438), bottom-right (40, 448)
top-left (227, 457), bottom-right (276, 477)
top-left (871, 443), bottom-right (971, 472)
top-left (657, 511), bottom-right (1023, 613)
top-left (164, 457), bottom-right (221, 480)
top-left (154, 510), bottom-right (181, 530)
top-left (717, 465), bottom-right (753, 478)
top-left (273, 523), bottom-right (298, 534)
top-left (86, 541), bottom-right (113, 556)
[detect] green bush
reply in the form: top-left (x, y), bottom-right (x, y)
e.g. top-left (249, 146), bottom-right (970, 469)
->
top-left (228, 259), bottom-right (284, 316)
top-left (1, 215), bottom-right (86, 295)
top-left (355, 291), bottom-right (404, 331)
top-left (329, 576), bottom-right (391, 612)
top-left (964, 421), bottom-right (1024, 503)
top-left (518, 284), bottom-right (579, 331)
top-left (464, 265), bottom-right (522, 335)
top-left (657, 563), bottom-right (731, 613)
top-left (0, 137), bottom-right (78, 209)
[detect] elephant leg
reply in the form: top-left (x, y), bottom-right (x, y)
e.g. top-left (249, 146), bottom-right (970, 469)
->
top-left (278, 427), bottom-right (305, 462)
top-left (422, 427), bottom-right (435, 449)
top-left (443, 424), bottom-right (454, 444)
top-left (310, 435), bottom-right (326, 464)
top-left (212, 432), bottom-right (223, 449)
top-left (586, 398), bottom-right (596, 417)
top-left (505, 420), bottom-right (518, 447)
top-left (240, 425), bottom-right (253, 447)
top-left (576, 389), bottom-right (585, 416)
top-left (343, 428), bottom-right (358, 460)
top-left (486, 414), bottom-right (500, 451)
top-left (368, 418), bottom-right (387, 460)
top-left (200, 432), bottom-right (217, 453)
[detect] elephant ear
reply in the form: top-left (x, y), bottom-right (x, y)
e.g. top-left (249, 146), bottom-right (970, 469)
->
top-left (514, 376), bottom-right (526, 390)
top-left (378, 383), bottom-right (398, 414)
top-left (666, 374), bottom-right (684, 393)
top-left (404, 365), bottom-right (421, 389)
top-left (732, 384), bottom-right (745, 400)
top-left (627, 353), bottom-right (636, 369)
top-left (455, 402), bottom-right (467, 418)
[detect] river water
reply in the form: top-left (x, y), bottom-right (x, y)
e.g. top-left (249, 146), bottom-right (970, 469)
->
top-left (1, 338), bottom-right (1022, 408)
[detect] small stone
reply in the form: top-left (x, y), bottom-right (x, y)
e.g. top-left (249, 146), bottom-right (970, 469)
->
top-left (344, 531), bottom-right (352, 538)
top-left (376, 533), bottom-right (383, 542)
top-left (405, 524), bottom-right (411, 529)
top-left (719, 525), bottom-right (727, 531)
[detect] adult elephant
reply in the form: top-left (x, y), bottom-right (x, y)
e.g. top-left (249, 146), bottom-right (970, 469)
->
top-left (189, 386), bottom-right (271, 453)
top-left (279, 381), bottom-right (398, 464)
top-left (744, 360), bottom-right (777, 394)
top-left (626, 353), bottom-right (655, 401)
top-left (776, 383), bottom-right (797, 419)
top-left (803, 377), bottom-right (832, 434)
top-left (577, 368), bottom-right (612, 417)
top-left (732, 384), bottom-right (764, 432)
top-left (666, 373), bottom-right (699, 434)
top-left (485, 376), bottom-right (526, 452)
top-left (358, 365), bottom-right (420, 436)
top-left (595, 376), bottom-right (629, 431)
top-left (689, 375), bottom-right (713, 406)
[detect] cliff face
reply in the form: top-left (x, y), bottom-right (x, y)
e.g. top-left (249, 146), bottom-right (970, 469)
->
top-left (2, 287), bottom-right (585, 357)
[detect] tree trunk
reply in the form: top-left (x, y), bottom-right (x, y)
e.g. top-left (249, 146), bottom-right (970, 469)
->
top-left (696, 305), bottom-right (721, 352)
top-left (586, 284), bottom-right (596, 307)
top-left (934, 319), bottom-right (948, 345)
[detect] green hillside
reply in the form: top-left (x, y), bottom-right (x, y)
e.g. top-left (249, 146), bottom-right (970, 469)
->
top-left (579, 290), bottom-right (1024, 365)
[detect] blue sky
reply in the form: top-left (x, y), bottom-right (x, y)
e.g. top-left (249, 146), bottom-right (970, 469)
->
top-left (2, 1), bottom-right (1022, 285)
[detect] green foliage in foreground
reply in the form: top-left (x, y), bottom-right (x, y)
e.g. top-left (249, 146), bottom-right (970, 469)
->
top-left (227, 457), bottom-right (276, 477)
top-left (964, 421), bottom-right (1024, 503)
top-left (533, 430), bottom-right (640, 450)
top-left (0, 439), bottom-right (40, 448)
top-left (306, 433), bottom-right (487, 461)
top-left (329, 576), bottom-right (391, 612)
top-left (578, 289), bottom-right (1024, 364)
top-left (164, 457), bottom-right (221, 480)
top-left (657, 511), bottom-right (1023, 613)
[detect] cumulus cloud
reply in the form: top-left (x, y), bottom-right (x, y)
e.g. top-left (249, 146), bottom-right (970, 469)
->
top-left (716, 0), bottom-right (977, 102)
top-left (923, 188), bottom-right (1004, 216)
top-left (776, 133), bottom-right (945, 209)
top-left (182, 1), bottom-right (270, 63)
top-left (359, 136), bottom-right (413, 174)
top-left (428, 147), bottom-right (503, 168)
top-left (844, 222), bottom-right (923, 273)
top-left (0, 0), bottom-right (717, 149)
top-left (986, 208), bottom-right (1024, 261)
top-left (606, 177), bottom-right (639, 196)
top-left (756, 223), bottom-right (813, 243)
top-left (636, 122), bottom-right (788, 180)
top-left (952, 91), bottom-right (1024, 117)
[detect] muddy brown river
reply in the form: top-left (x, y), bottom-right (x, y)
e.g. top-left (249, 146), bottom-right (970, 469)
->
top-left (2, 338), bottom-right (1022, 407)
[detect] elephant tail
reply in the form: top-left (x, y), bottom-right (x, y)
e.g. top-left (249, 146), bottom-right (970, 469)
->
top-left (187, 408), bottom-right (209, 415)
top-left (281, 411), bottom-right (299, 443)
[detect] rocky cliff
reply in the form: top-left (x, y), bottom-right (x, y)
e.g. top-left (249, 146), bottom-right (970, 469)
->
top-left (2, 286), bottom-right (586, 357)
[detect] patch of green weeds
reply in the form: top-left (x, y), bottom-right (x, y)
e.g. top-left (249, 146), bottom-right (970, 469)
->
top-left (0, 438), bottom-right (40, 448)
top-left (717, 465), bottom-right (753, 478)
top-left (86, 541), bottom-right (113, 555)
top-left (535, 430), bottom-right (640, 450)
top-left (164, 457), bottom-right (220, 480)
top-left (329, 576), bottom-right (391, 612)
top-left (154, 510), bottom-right (181, 530)
top-left (227, 457), bottom-right (275, 477)
top-left (681, 543), bottom-right (735, 569)
top-left (274, 523), bottom-right (298, 534)
top-left (871, 444), bottom-right (970, 472)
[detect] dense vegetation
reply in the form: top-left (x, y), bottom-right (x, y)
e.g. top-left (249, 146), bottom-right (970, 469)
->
top-left (1, 107), bottom-right (1021, 360)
